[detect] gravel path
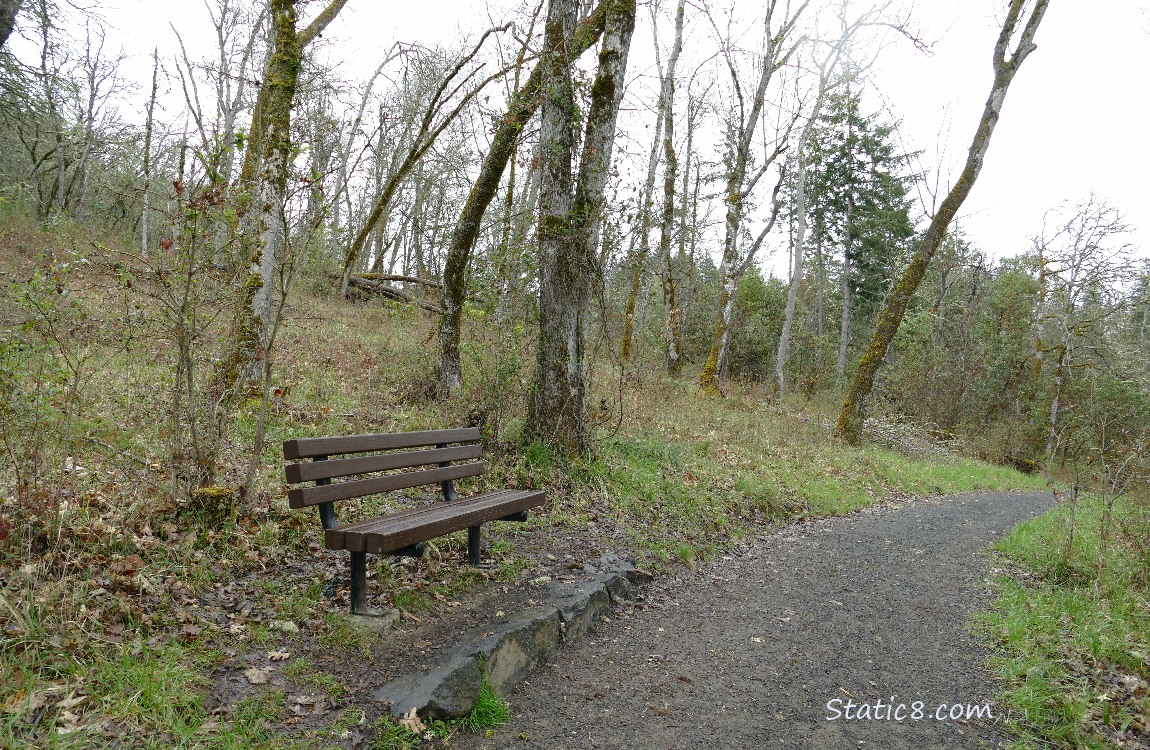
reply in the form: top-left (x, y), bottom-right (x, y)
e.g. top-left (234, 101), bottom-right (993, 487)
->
top-left (455, 491), bottom-right (1053, 750)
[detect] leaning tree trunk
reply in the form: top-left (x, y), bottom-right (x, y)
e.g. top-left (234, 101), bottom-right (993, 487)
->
top-left (437, 1), bottom-right (609, 395)
top-left (836, 0), bottom-right (1050, 443)
top-left (528, 0), bottom-right (635, 454)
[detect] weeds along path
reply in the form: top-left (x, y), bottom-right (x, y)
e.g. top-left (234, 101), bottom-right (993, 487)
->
top-left (457, 491), bottom-right (1053, 750)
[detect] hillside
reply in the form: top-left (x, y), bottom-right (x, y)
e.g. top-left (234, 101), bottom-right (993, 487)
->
top-left (0, 222), bottom-right (1064, 748)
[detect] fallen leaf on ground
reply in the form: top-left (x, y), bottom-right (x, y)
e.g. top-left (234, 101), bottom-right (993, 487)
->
top-left (399, 708), bottom-right (425, 734)
top-left (57, 693), bottom-right (86, 710)
top-left (267, 650), bottom-right (291, 661)
top-left (244, 667), bottom-right (273, 685)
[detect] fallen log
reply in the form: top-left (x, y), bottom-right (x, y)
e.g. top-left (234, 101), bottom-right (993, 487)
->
top-left (334, 274), bottom-right (443, 314)
top-left (356, 272), bottom-right (442, 289)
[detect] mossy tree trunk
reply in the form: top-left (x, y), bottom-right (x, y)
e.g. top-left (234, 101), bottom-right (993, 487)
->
top-left (836, 0), bottom-right (1050, 444)
top-left (528, 0), bottom-right (636, 454)
top-left (235, 0), bottom-right (346, 191)
top-left (229, 0), bottom-right (304, 392)
top-left (658, 0), bottom-right (686, 375)
top-left (438, 2), bottom-right (609, 395)
top-left (221, 0), bottom-right (346, 395)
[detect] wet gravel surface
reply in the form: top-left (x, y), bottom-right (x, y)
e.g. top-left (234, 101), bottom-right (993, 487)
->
top-left (455, 491), bottom-right (1053, 750)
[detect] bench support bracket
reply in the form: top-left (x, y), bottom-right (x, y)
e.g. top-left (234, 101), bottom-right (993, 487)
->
top-left (468, 526), bottom-right (481, 565)
top-left (350, 551), bottom-right (367, 614)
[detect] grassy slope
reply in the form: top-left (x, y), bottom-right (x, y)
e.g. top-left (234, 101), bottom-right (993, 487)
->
top-left (1, 225), bottom-right (1047, 748)
top-left (979, 494), bottom-right (1150, 748)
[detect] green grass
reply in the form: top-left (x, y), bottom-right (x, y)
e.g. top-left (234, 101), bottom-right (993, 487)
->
top-left (457, 672), bottom-right (511, 732)
top-left (371, 717), bottom-right (452, 750)
top-left (0, 638), bottom-right (304, 749)
top-left (282, 658), bottom-right (347, 698)
top-left (978, 492), bottom-right (1150, 749)
top-left (317, 612), bottom-right (374, 655)
top-left (530, 399), bottom-right (1045, 570)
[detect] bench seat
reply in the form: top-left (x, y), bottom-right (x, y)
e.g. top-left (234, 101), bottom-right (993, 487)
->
top-left (327, 488), bottom-right (545, 553)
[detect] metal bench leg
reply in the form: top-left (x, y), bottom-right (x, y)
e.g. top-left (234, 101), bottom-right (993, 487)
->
top-left (350, 551), bottom-right (367, 614)
top-left (468, 526), bottom-right (481, 565)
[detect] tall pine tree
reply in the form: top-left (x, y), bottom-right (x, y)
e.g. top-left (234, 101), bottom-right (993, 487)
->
top-left (798, 88), bottom-right (916, 378)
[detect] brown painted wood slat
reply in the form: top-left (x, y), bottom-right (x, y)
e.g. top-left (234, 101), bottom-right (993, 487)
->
top-left (325, 489), bottom-right (546, 553)
top-left (323, 489), bottom-right (514, 550)
top-left (284, 444), bottom-right (482, 484)
top-left (282, 427), bottom-right (481, 460)
top-left (286, 462), bottom-right (485, 508)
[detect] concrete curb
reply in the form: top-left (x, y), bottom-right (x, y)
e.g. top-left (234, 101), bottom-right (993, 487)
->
top-left (373, 554), bottom-right (652, 720)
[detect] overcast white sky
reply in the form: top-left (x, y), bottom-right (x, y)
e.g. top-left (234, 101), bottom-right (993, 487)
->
top-left (67, 0), bottom-right (1150, 268)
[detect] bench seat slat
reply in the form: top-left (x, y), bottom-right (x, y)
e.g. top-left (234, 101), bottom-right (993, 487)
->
top-left (283, 427), bottom-right (481, 460)
top-left (287, 462), bottom-right (484, 508)
top-left (285, 444), bottom-right (482, 484)
top-left (328, 489), bottom-right (545, 554)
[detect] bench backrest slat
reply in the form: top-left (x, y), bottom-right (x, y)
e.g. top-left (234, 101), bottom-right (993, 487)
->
top-left (287, 462), bottom-right (485, 508)
top-left (283, 427), bottom-right (481, 460)
top-left (285, 444), bottom-right (482, 484)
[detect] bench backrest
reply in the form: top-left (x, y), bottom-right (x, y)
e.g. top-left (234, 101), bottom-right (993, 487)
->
top-left (283, 428), bottom-right (484, 509)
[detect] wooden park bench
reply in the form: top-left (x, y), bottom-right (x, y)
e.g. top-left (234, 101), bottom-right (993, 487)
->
top-left (283, 427), bottom-right (544, 615)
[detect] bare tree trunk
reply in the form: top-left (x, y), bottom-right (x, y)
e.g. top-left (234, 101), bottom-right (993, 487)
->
top-left (776, 149), bottom-right (810, 397)
top-left (837, 239), bottom-right (851, 377)
top-left (619, 1), bottom-right (677, 366)
top-left (698, 0), bottom-right (807, 395)
top-left (528, 0), bottom-right (635, 453)
top-left (1045, 343), bottom-right (1067, 470)
top-left (495, 152), bottom-right (541, 323)
top-left (836, 0), bottom-right (1050, 443)
top-left (659, 0), bottom-right (686, 375)
top-left (815, 230), bottom-right (825, 336)
top-left (141, 49), bottom-right (159, 258)
top-left (774, 11), bottom-right (865, 398)
top-left (619, 111), bottom-right (664, 363)
top-left (678, 96), bottom-right (698, 264)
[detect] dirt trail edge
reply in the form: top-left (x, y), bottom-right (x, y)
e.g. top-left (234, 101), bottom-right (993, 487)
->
top-left (455, 491), bottom-right (1053, 750)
